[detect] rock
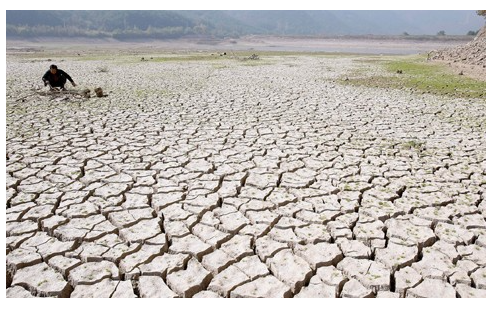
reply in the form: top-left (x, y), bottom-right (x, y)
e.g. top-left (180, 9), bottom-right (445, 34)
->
top-left (94, 87), bottom-right (104, 97)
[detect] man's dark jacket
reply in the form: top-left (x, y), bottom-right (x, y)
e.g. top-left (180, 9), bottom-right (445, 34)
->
top-left (42, 69), bottom-right (74, 87)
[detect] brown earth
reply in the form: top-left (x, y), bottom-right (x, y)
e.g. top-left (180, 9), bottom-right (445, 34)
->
top-left (429, 26), bottom-right (486, 81)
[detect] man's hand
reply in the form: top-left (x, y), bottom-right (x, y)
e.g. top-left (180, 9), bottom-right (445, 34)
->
top-left (43, 81), bottom-right (48, 87)
top-left (71, 82), bottom-right (77, 87)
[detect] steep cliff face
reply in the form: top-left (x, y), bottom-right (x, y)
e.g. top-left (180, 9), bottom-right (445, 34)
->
top-left (430, 26), bottom-right (486, 68)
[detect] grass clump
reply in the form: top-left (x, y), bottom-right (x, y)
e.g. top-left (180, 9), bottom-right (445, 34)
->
top-left (401, 140), bottom-right (424, 150)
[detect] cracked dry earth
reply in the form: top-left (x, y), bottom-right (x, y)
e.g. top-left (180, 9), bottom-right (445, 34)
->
top-left (6, 53), bottom-right (486, 298)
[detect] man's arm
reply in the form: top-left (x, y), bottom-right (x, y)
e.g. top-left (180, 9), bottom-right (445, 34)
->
top-left (42, 70), bottom-right (50, 85)
top-left (60, 70), bottom-right (74, 83)
top-left (60, 70), bottom-right (76, 87)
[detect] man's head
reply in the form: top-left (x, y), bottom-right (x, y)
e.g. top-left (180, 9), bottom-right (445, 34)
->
top-left (50, 64), bottom-right (57, 74)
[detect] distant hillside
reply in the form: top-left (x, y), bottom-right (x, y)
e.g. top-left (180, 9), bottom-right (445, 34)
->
top-left (6, 10), bottom-right (485, 40)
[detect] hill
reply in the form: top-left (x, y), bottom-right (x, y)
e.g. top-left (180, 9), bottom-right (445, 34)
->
top-left (6, 10), bottom-right (485, 39)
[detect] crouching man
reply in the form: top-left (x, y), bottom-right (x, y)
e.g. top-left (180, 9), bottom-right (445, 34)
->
top-left (42, 64), bottom-right (76, 91)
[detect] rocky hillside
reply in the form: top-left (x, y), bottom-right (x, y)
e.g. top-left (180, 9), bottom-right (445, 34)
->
top-left (430, 26), bottom-right (486, 67)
